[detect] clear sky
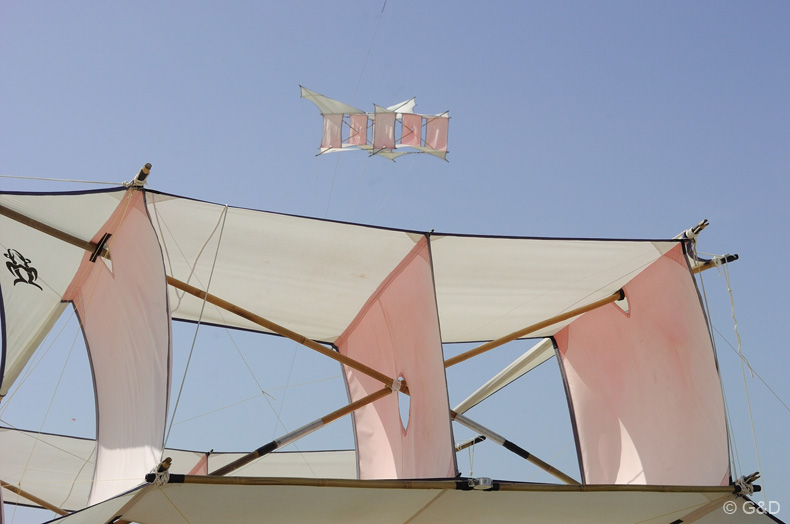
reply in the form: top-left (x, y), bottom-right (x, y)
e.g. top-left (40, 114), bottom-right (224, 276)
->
top-left (1, 1), bottom-right (788, 522)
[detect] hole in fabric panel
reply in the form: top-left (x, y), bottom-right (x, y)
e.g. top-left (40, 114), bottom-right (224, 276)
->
top-left (99, 257), bottom-right (114, 274)
top-left (615, 292), bottom-right (630, 316)
top-left (397, 375), bottom-right (410, 431)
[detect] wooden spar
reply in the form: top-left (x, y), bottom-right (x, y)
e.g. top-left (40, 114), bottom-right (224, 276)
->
top-left (455, 435), bottom-right (486, 452)
top-left (151, 474), bottom-right (737, 493)
top-left (210, 387), bottom-right (392, 477)
top-left (166, 276), bottom-right (408, 395)
top-left (0, 202), bottom-right (110, 259)
top-left (444, 290), bottom-right (625, 368)
top-left (692, 254), bottom-right (739, 274)
top-left (451, 412), bottom-right (580, 485)
top-left (0, 480), bottom-right (68, 516)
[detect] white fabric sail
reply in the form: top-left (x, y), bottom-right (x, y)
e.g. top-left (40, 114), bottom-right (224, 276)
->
top-left (0, 190), bottom-right (124, 396)
top-left (144, 190), bottom-right (678, 344)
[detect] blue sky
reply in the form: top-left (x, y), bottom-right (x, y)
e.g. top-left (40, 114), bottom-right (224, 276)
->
top-left (1, 1), bottom-right (788, 521)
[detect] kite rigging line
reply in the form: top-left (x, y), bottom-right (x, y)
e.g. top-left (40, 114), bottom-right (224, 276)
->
top-left (721, 260), bottom-right (767, 506)
top-left (324, 0), bottom-right (388, 217)
top-left (0, 174), bottom-right (118, 185)
top-left (163, 205), bottom-right (229, 452)
top-left (697, 246), bottom-right (767, 505)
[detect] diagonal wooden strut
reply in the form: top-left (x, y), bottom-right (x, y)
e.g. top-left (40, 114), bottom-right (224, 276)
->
top-left (444, 290), bottom-right (625, 368)
top-left (0, 202), bottom-right (110, 260)
top-left (0, 480), bottom-right (68, 516)
top-left (166, 276), bottom-right (407, 395)
top-left (210, 386), bottom-right (393, 477)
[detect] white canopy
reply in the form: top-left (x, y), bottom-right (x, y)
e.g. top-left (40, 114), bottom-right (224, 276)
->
top-left (141, 189), bottom-right (676, 344)
top-left (47, 477), bottom-right (774, 524)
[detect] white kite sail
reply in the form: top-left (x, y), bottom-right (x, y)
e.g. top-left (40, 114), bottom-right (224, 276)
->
top-left (0, 179), bottom-right (779, 523)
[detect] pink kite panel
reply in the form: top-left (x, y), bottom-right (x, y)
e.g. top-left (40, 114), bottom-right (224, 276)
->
top-left (425, 116), bottom-right (449, 151)
top-left (335, 238), bottom-right (456, 479)
top-left (63, 191), bottom-right (171, 504)
top-left (321, 114), bottom-right (343, 149)
top-left (348, 114), bottom-right (368, 146)
top-left (555, 245), bottom-right (729, 486)
top-left (372, 112), bottom-right (396, 151)
top-left (400, 114), bottom-right (422, 147)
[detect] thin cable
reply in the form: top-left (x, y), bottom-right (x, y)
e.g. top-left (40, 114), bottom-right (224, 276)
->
top-left (352, 0), bottom-right (387, 102)
top-left (0, 175), bottom-right (118, 185)
top-left (0, 307), bottom-right (78, 417)
top-left (695, 241), bottom-right (742, 483)
top-left (17, 328), bottom-right (81, 511)
top-left (163, 205), bottom-right (229, 451)
top-left (150, 196), bottom-right (226, 312)
top-left (323, 0), bottom-right (387, 217)
top-left (712, 324), bottom-right (790, 413)
top-left (216, 328), bottom-right (318, 477)
top-left (273, 348), bottom-right (299, 438)
top-left (722, 261), bottom-right (766, 505)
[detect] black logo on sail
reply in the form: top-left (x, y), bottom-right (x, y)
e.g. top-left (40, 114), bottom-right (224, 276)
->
top-left (5, 249), bottom-right (42, 290)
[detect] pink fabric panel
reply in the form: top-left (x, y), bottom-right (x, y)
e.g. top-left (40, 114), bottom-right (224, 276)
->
top-left (372, 112), bottom-right (396, 151)
top-left (425, 116), bottom-right (449, 151)
top-left (63, 191), bottom-right (171, 504)
top-left (555, 245), bottom-right (728, 486)
top-left (188, 453), bottom-right (209, 475)
top-left (336, 238), bottom-right (455, 479)
top-left (400, 114), bottom-right (422, 147)
top-left (321, 114), bottom-right (343, 149)
top-left (348, 114), bottom-right (368, 146)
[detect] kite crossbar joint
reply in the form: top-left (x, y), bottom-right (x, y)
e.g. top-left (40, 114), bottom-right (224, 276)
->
top-left (733, 472), bottom-right (761, 495)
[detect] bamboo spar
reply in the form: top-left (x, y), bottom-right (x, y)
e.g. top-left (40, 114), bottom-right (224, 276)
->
top-left (0, 480), bottom-right (68, 516)
top-left (166, 276), bottom-right (407, 395)
top-left (0, 202), bottom-right (110, 259)
top-left (444, 290), bottom-right (625, 368)
top-left (210, 387), bottom-right (392, 476)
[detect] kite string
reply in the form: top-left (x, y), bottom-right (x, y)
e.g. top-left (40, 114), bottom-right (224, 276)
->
top-left (324, 0), bottom-right (387, 217)
top-left (352, 0), bottom-right (387, 103)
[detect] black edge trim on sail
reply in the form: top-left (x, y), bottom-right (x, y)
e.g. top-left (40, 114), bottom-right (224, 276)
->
top-left (144, 188), bottom-right (683, 244)
top-left (551, 335), bottom-right (587, 485)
